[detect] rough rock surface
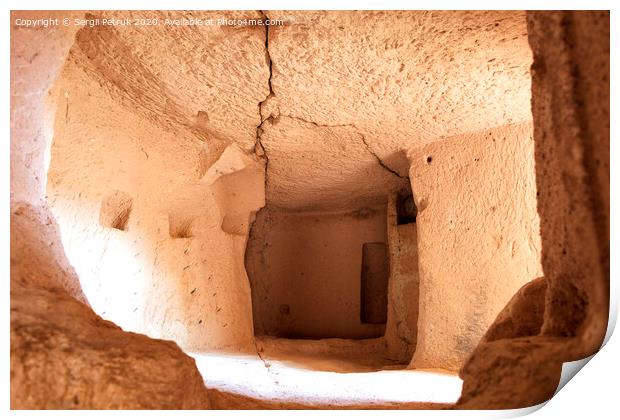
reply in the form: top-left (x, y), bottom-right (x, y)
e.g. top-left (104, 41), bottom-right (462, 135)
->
top-left (41, 11), bottom-right (269, 352)
top-left (407, 122), bottom-right (543, 371)
top-left (529, 11), bottom-right (610, 349)
top-left (383, 194), bottom-right (419, 361)
top-left (10, 203), bottom-right (211, 409)
top-left (11, 202), bottom-right (88, 304)
top-left (10, 12), bottom-right (212, 410)
top-left (260, 117), bottom-right (407, 211)
top-left (10, 9), bottom-right (609, 410)
top-left (456, 278), bottom-right (554, 408)
top-left (263, 10), bottom-right (533, 210)
top-left (457, 337), bottom-right (565, 409)
top-left (72, 11), bottom-right (269, 153)
top-left (457, 11), bottom-right (609, 409)
top-left (43, 10), bottom-right (539, 360)
top-left (10, 11), bottom-right (83, 204)
top-left (11, 283), bottom-right (211, 409)
top-left (482, 277), bottom-right (546, 342)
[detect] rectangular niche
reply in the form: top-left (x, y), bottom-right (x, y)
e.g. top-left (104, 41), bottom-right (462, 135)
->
top-left (396, 189), bottom-right (417, 225)
top-left (99, 190), bottom-right (133, 231)
top-left (360, 242), bottom-right (389, 324)
top-left (168, 213), bottom-right (195, 239)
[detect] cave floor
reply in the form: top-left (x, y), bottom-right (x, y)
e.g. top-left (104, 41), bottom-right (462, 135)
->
top-left (191, 336), bottom-right (462, 409)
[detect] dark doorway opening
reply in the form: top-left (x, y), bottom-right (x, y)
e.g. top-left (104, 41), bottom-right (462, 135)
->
top-left (245, 203), bottom-right (389, 339)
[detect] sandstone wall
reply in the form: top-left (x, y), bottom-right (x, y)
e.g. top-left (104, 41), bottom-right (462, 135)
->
top-left (529, 11), bottom-right (610, 351)
top-left (11, 9), bottom-right (608, 410)
top-left (246, 206), bottom-right (387, 339)
top-left (10, 204), bottom-right (211, 409)
top-left (44, 11), bottom-right (270, 352)
top-left (10, 11), bottom-right (83, 205)
top-left (10, 11), bottom-right (213, 408)
top-left (457, 11), bottom-right (609, 408)
top-left (264, 10), bottom-right (533, 191)
top-left (10, 10), bottom-right (87, 302)
top-left (383, 194), bottom-right (419, 362)
top-left (407, 122), bottom-right (543, 371)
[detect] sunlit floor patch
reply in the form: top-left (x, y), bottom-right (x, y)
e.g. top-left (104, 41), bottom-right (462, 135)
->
top-left (191, 337), bottom-right (462, 407)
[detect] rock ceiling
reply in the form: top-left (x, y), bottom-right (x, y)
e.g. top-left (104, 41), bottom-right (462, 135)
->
top-left (65, 10), bottom-right (532, 211)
